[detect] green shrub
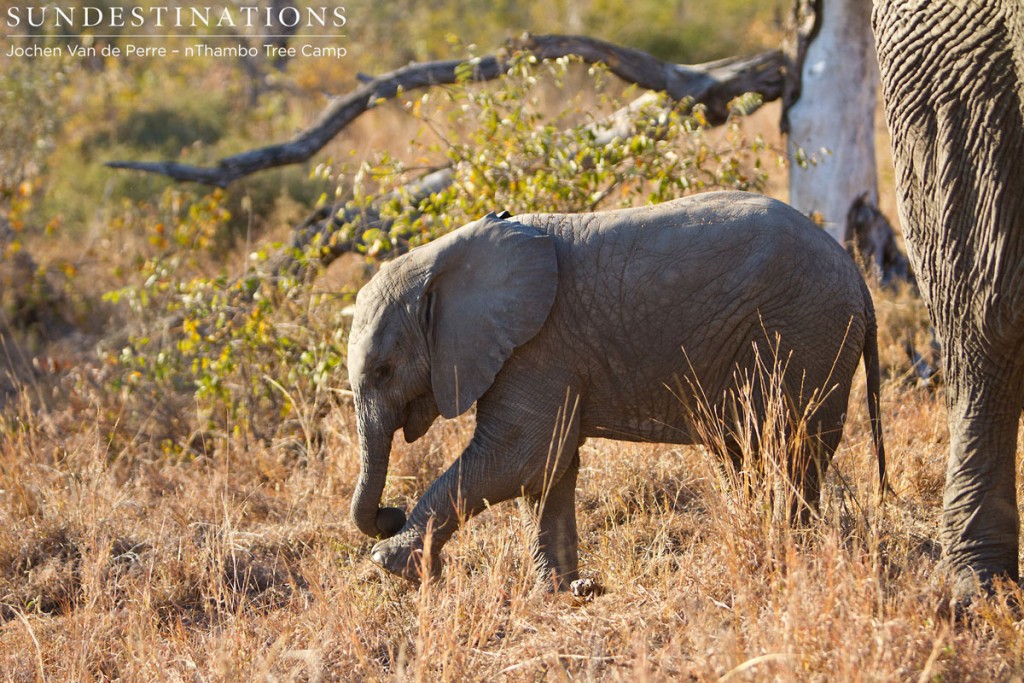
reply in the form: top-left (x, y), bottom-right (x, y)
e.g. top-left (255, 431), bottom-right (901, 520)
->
top-left (341, 53), bottom-right (773, 255)
top-left (96, 49), bottom-right (777, 457)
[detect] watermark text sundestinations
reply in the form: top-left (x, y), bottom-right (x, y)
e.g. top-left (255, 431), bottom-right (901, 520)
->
top-left (5, 5), bottom-right (347, 30)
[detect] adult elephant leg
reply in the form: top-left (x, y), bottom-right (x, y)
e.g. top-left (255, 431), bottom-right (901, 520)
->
top-left (873, 0), bottom-right (1024, 598)
top-left (941, 371), bottom-right (1022, 598)
top-left (525, 447), bottom-right (581, 590)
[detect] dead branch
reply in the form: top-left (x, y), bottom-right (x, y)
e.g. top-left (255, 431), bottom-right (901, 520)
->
top-left (522, 35), bottom-right (784, 125)
top-left (262, 167), bottom-right (453, 280)
top-left (106, 34), bottom-right (784, 188)
top-left (253, 42), bottom-right (786, 285)
top-left (106, 57), bottom-right (504, 187)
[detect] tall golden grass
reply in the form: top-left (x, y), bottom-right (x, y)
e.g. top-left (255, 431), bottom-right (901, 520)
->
top-left (1, 276), bottom-right (1022, 681)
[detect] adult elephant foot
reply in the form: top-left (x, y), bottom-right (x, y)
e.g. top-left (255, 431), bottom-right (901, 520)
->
top-left (371, 529), bottom-right (441, 584)
top-left (934, 570), bottom-right (1023, 626)
top-left (940, 379), bottom-right (1022, 605)
top-left (943, 562), bottom-right (1019, 608)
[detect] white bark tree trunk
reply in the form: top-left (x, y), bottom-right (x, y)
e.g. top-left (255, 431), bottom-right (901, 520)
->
top-left (786, 0), bottom-right (878, 243)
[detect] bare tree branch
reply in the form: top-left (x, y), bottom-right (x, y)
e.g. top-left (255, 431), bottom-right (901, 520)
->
top-left (521, 35), bottom-right (784, 124)
top-left (250, 40), bottom-right (786, 286)
top-left (106, 34), bottom-right (784, 188)
top-left (262, 167), bottom-right (453, 280)
top-left (106, 57), bottom-right (504, 187)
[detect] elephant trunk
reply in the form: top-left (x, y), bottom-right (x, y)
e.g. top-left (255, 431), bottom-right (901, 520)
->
top-left (350, 408), bottom-right (407, 539)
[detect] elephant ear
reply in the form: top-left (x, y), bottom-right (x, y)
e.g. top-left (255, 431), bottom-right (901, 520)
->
top-left (423, 213), bottom-right (558, 418)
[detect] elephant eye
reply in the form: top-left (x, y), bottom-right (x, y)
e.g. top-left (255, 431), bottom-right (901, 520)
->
top-left (372, 364), bottom-right (393, 383)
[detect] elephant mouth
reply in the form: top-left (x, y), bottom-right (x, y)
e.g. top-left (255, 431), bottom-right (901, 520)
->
top-left (403, 392), bottom-right (439, 443)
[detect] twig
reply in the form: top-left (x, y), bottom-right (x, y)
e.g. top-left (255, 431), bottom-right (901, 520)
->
top-left (718, 653), bottom-right (798, 682)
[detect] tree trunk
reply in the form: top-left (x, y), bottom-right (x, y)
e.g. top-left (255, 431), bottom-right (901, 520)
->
top-left (785, 0), bottom-right (878, 243)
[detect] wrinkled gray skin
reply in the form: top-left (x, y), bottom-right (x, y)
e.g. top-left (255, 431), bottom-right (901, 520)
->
top-left (348, 191), bottom-right (885, 588)
top-left (873, 0), bottom-right (1024, 600)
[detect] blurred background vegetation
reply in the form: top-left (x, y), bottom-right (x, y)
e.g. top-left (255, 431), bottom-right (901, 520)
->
top-left (358, 0), bottom-right (784, 64)
top-left (3, 0), bottom-right (785, 239)
top-left (0, 0), bottom-right (790, 452)
top-left (2, 10), bottom-right (979, 679)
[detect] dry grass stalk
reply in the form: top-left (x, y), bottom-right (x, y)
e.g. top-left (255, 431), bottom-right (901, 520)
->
top-left (1, 283), bottom-right (1023, 681)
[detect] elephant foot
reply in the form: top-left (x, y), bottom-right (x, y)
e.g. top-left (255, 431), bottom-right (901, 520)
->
top-left (935, 578), bottom-right (1023, 625)
top-left (937, 556), bottom-right (1022, 620)
top-left (534, 559), bottom-right (580, 592)
top-left (933, 573), bottom-right (981, 623)
top-left (370, 531), bottom-right (441, 584)
top-left (950, 567), bottom-right (987, 607)
top-left (948, 554), bottom-right (1019, 596)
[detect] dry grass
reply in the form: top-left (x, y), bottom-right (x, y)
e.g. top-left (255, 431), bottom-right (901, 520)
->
top-left (1, 282), bottom-right (1023, 682)
top-left (0, 73), bottom-right (1020, 681)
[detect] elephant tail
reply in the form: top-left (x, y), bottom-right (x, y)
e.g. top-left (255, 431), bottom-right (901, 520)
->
top-left (862, 292), bottom-right (889, 503)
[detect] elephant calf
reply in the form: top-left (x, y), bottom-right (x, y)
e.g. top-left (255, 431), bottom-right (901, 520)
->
top-left (347, 191), bottom-right (886, 588)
